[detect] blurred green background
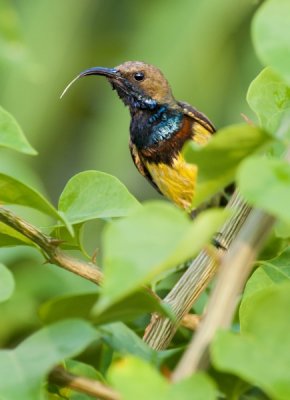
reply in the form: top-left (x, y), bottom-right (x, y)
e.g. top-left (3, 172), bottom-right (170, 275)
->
top-left (0, 0), bottom-right (262, 346)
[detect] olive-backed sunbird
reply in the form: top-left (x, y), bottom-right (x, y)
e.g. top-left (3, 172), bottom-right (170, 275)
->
top-left (62, 61), bottom-right (227, 214)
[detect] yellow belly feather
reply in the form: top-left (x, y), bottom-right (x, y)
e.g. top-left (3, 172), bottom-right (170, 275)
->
top-left (144, 122), bottom-right (212, 211)
top-left (146, 153), bottom-right (197, 211)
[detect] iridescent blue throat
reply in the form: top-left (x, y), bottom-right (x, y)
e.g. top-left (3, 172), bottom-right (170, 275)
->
top-left (148, 109), bottom-right (183, 146)
top-left (130, 104), bottom-right (183, 149)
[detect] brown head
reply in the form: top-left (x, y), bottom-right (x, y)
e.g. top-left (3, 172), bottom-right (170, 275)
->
top-left (61, 61), bottom-right (177, 111)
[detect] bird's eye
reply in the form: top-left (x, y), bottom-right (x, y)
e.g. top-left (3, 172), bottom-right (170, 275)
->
top-left (133, 72), bottom-right (145, 81)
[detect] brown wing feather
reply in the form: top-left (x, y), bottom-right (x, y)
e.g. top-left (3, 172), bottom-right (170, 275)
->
top-left (178, 101), bottom-right (216, 134)
top-left (178, 101), bottom-right (235, 211)
top-left (129, 141), bottom-right (162, 194)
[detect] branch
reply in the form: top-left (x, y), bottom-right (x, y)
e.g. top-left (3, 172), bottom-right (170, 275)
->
top-left (172, 209), bottom-right (275, 381)
top-left (0, 207), bottom-right (103, 285)
top-left (143, 191), bottom-right (252, 349)
top-left (49, 366), bottom-right (120, 400)
top-left (172, 147), bottom-right (290, 380)
top-left (0, 206), bottom-right (199, 332)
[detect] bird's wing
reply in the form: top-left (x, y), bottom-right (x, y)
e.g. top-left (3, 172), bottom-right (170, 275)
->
top-left (129, 141), bottom-right (162, 194)
top-left (179, 101), bottom-right (235, 211)
top-left (178, 101), bottom-right (216, 134)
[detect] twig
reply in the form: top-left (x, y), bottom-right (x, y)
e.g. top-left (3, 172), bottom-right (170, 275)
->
top-left (49, 366), bottom-right (120, 400)
top-left (0, 207), bottom-right (103, 285)
top-left (181, 314), bottom-right (201, 331)
top-left (143, 191), bottom-right (251, 349)
top-left (172, 209), bottom-right (275, 380)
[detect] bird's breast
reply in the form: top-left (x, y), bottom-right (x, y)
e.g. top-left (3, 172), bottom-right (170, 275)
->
top-left (145, 153), bottom-right (197, 211)
top-left (130, 108), bottom-right (183, 152)
top-left (148, 113), bottom-right (183, 146)
top-left (131, 110), bottom-right (212, 211)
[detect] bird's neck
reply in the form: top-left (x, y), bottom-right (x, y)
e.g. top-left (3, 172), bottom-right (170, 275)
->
top-left (113, 83), bottom-right (158, 110)
top-left (130, 104), bottom-right (183, 150)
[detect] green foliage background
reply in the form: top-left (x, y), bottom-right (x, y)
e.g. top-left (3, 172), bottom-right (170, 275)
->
top-left (0, 0), bottom-right (261, 346)
top-left (0, 0), bottom-right (259, 199)
top-left (2, 0), bottom-right (290, 399)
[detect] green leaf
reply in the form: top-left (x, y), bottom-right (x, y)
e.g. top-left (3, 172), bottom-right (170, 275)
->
top-left (275, 219), bottom-right (290, 238)
top-left (109, 356), bottom-right (217, 400)
top-left (99, 323), bottom-right (155, 361)
top-left (240, 247), bottom-right (290, 316)
top-left (109, 356), bottom-right (167, 400)
top-left (0, 319), bottom-right (98, 400)
top-left (0, 106), bottom-right (37, 155)
top-left (56, 359), bottom-right (106, 399)
top-left (64, 359), bottom-right (106, 382)
top-left (0, 173), bottom-right (61, 221)
top-left (237, 156), bottom-right (290, 221)
top-left (0, 221), bottom-right (35, 247)
top-left (58, 171), bottom-right (140, 224)
top-left (211, 283), bottom-right (290, 400)
top-left (39, 292), bottom-right (100, 324)
top-left (50, 223), bottom-right (83, 251)
top-left (100, 201), bottom-right (227, 308)
top-left (183, 124), bottom-right (270, 207)
top-left (258, 230), bottom-right (288, 260)
top-left (253, 0), bottom-right (290, 85)
top-left (247, 67), bottom-right (290, 140)
top-left (169, 373), bottom-right (217, 400)
top-left (209, 370), bottom-right (251, 400)
top-left (39, 289), bottom-right (170, 325)
top-left (0, 263), bottom-right (15, 302)
top-left (92, 288), bottom-right (172, 324)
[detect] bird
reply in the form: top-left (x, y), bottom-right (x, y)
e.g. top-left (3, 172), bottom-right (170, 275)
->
top-left (61, 61), bottom-right (224, 215)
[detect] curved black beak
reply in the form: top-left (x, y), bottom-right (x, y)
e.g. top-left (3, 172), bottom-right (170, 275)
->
top-left (60, 66), bottom-right (118, 99)
top-left (79, 67), bottom-right (118, 78)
